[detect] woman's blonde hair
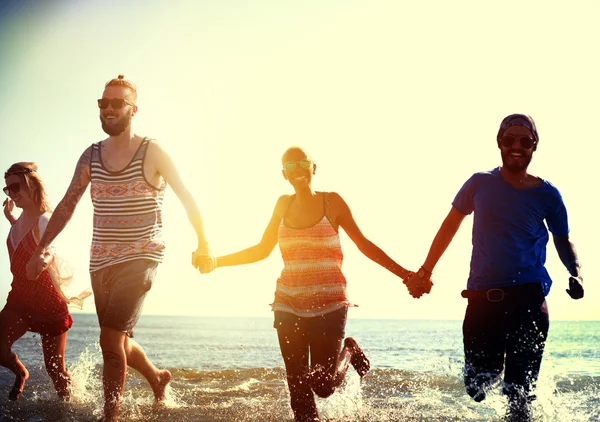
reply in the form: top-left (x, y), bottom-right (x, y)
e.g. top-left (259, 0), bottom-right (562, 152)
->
top-left (4, 162), bottom-right (52, 213)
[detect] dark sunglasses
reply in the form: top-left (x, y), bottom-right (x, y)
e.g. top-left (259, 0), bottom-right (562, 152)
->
top-left (499, 135), bottom-right (536, 149)
top-left (2, 182), bottom-right (20, 196)
top-left (97, 98), bottom-right (135, 109)
top-left (283, 160), bottom-right (312, 172)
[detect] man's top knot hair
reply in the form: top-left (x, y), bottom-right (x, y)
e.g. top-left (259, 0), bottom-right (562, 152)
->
top-left (105, 74), bottom-right (138, 100)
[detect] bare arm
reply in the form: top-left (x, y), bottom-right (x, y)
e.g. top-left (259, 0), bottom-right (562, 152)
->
top-left (403, 206), bottom-right (467, 298)
top-left (35, 147), bottom-right (92, 254)
top-left (152, 141), bottom-right (209, 250)
top-left (421, 206), bottom-right (467, 272)
top-left (333, 192), bottom-right (411, 279)
top-left (216, 195), bottom-right (290, 267)
top-left (553, 234), bottom-right (584, 299)
top-left (553, 234), bottom-right (581, 277)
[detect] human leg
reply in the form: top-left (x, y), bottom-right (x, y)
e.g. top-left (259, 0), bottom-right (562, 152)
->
top-left (306, 307), bottom-right (365, 398)
top-left (91, 259), bottom-right (159, 420)
top-left (99, 327), bottom-right (128, 422)
top-left (0, 308), bottom-right (30, 400)
top-left (41, 331), bottom-right (72, 400)
top-left (503, 298), bottom-right (549, 420)
top-left (275, 312), bottom-right (318, 422)
top-left (344, 337), bottom-right (370, 378)
top-left (462, 300), bottom-right (506, 402)
top-left (123, 336), bottom-right (171, 400)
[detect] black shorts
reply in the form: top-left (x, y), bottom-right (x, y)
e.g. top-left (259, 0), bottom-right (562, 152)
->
top-left (273, 307), bottom-right (348, 338)
top-left (462, 282), bottom-right (549, 401)
top-left (91, 259), bottom-right (158, 338)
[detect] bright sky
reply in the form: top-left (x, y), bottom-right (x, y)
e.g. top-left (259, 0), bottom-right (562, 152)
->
top-left (0, 0), bottom-right (598, 320)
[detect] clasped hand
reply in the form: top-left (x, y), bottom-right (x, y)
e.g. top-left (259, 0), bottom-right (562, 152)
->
top-left (403, 271), bottom-right (433, 299)
top-left (191, 248), bottom-right (216, 274)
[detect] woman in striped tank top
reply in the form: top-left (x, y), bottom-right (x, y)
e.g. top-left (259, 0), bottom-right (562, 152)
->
top-left (203, 146), bottom-right (414, 422)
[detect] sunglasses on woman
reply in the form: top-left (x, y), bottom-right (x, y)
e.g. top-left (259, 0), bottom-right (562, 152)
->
top-left (499, 135), bottom-right (536, 149)
top-left (283, 160), bottom-right (312, 172)
top-left (97, 98), bottom-right (135, 109)
top-left (2, 182), bottom-right (20, 196)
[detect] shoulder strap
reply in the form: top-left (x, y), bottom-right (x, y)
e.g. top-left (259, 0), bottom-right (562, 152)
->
top-left (90, 142), bottom-right (100, 160)
top-left (139, 137), bottom-right (158, 174)
top-left (136, 137), bottom-right (152, 160)
top-left (89, 143), bottom-right (100, 177)
top-left (324, 192), bottom-right (334, 223)
top-left (33, 212), bottom-right (51, 244)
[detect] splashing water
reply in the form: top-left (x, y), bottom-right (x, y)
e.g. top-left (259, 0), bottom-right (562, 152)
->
top-left (2, 316), bottom-right (599, 421)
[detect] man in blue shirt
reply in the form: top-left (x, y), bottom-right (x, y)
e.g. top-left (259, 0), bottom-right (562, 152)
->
top-left (404, 114), bottom-right (584, 420)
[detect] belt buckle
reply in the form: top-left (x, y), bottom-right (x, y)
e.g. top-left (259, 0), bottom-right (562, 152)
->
top-left (486, 288), bottom-right (505, 302)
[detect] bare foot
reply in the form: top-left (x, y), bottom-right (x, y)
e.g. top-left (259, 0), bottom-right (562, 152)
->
top-left (344, 337), bottom-right (370, 378)
top-left (103, 396), bottom-right (120, 422)
top-left (9, 368), bottom-right (29, 400)
top-left (152, 369), bottom-right (172, 401)
top-left (55, 371), bottom-right (72, 401)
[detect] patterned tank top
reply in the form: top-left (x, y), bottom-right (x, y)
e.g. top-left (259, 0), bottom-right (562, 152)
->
top-left (272, 192), bottom-right (351, 317)
top-left (89, 138), bottom-right (166, 272)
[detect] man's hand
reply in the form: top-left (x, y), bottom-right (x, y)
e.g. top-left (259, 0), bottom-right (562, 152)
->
top-left (566, 275), bottom-right (584, 299)
top-left (198, 255), bottom-right (216, 274)
top-left (403, 271), bottom-right (433, 299)
top-left (26, 252), bottom-right (46, 280)
top-left (191, 248), bottom-right (216, 274)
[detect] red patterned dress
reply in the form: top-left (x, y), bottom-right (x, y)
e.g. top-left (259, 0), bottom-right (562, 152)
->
top-left (4, 226), bottom-right (72, 335)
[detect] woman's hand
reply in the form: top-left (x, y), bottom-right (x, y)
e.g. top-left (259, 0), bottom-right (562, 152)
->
top-left (3, 198), bottom-right (16, 224)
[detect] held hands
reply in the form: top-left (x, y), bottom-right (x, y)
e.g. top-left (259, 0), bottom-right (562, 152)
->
top-left (566, 275), bottom-right (584, 299)
top-left (403, 268), bottom-right (434, 299)
top-left (191, 246), bottom-right (216, 274)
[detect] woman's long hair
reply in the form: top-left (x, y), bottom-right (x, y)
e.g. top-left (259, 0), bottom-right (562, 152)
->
top-left (4, 162), bottom-right (52, 213)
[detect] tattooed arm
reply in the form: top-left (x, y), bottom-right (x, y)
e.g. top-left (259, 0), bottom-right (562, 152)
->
top-left (26, 147), bottom-right (92, 280)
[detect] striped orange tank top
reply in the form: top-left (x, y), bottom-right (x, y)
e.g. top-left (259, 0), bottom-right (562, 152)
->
top-left (271, 192), bottom-right (352, 317)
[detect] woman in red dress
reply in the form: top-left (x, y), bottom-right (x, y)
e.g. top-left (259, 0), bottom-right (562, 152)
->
top-left (1, 162), bottom-right (73, 401)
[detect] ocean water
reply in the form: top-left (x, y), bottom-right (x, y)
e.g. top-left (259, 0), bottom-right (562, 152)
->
top-left (0, 314), bottom-right (599, 421)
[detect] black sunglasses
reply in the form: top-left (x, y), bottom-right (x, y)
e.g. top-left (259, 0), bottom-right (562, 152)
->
top-left (3, 182), bottom-right (20, 196)
top-left (499, 135), bottom-right (536, 149)
top-left (97, 98), bottom-right (135, 109)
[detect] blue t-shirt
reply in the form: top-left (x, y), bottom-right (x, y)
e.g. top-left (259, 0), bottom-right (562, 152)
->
top-left (452, 167), bottom-right (569, 295)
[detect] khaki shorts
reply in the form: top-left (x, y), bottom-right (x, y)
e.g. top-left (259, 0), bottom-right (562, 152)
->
top-left (91, 259), bottom-right (158, 337)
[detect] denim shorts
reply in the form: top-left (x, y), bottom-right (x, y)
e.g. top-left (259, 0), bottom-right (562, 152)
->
top-left (90, 259), bottom-right (158, 337)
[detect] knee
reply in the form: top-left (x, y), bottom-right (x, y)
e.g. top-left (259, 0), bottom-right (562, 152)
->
top-left (286, 374), bottom-right (316, 413)
top-left (99, 327), bottom-right (125, 350)
top-left (312, 385), bottom-right (335, 399)
top-left (310, 376), bottom-right (336, 398)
